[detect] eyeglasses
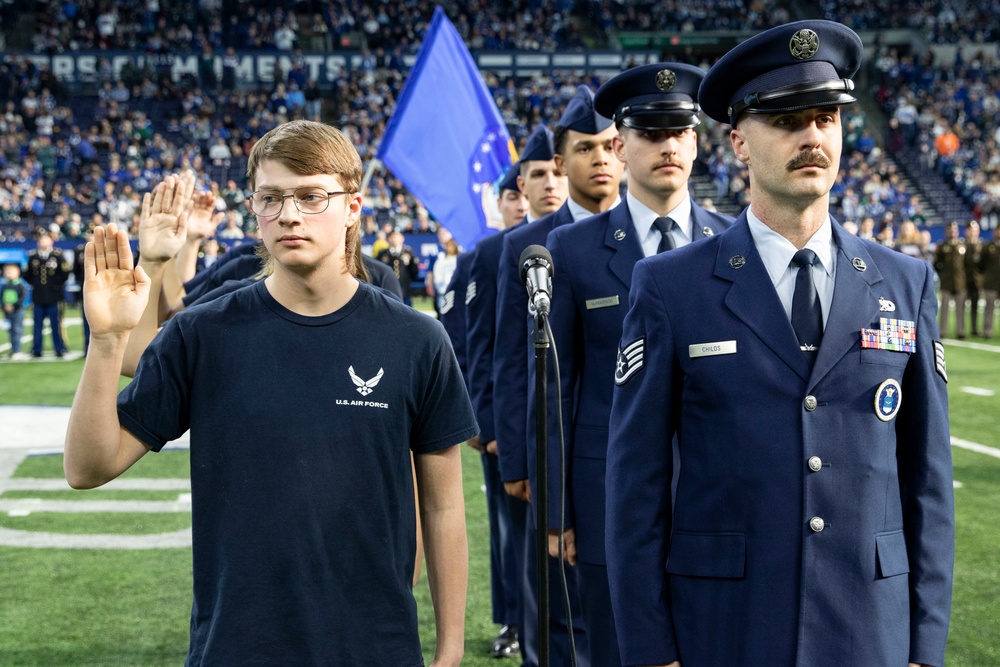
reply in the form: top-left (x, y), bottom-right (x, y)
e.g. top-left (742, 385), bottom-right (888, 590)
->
top-left (247, 188), bottom-right (349, 217)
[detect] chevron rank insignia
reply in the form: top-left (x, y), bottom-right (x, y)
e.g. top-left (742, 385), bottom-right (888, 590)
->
top-left (440, 290), bottom-right (455, 315)
top-left (614, 337), bottom-right (645, 386)
top-left (465, 280), bottom-right (477, 305)
top-left (933, 340), bottom-right (947, 383)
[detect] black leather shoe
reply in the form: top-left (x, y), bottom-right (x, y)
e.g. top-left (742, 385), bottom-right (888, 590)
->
top-left (491, 625), bottom-right (520, 658)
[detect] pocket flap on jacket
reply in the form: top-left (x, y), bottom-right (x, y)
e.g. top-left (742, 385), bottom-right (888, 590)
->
top-left (876, 530), bottom-right (910, 578)
top-left (666, 531), bottom-right (746, 579)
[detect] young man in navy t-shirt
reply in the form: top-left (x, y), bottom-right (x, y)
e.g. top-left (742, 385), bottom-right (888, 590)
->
top-left (64, 120), bottom-right (477, 667)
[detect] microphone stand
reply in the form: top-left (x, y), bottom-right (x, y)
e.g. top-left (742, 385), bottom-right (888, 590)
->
top-left (532, 307), bottom-right (551, 667)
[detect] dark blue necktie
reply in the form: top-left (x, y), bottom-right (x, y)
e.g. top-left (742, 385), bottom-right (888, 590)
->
top-left (790, 248), bottom-right (823, 364)
top-left (652, 217), bottom-right (676, 253)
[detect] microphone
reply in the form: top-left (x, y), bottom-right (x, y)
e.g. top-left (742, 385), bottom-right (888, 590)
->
top-left (519, 244), bottom-right (554, 317)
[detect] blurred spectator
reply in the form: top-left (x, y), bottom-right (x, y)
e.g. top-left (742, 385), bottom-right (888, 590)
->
top-left (982, 233), bottom-right (1000, 339)
top-left (218, 209), bottom-right (245, 240)
top-left (934, 221), bottom-right (968, 338)
top-left (1, 262), bottom-right (29, 360)
top-left (196, 238), bottom-right (223, 273)
top-left (895, 220), bottom-right (926, 259)
top-left (376, 230), bottom-right (419, 306)
top-left (427, 235), bottom-right (459, 317)
top-left (965, 220), bottom-right (984, 336)
top-left (25, 229), bottom-right (70, 357)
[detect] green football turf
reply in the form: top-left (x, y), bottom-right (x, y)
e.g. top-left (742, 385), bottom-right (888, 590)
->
top-left (0, 302), bottom-right (997, 665)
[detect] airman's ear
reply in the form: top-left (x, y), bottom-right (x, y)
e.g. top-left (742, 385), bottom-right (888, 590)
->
top-left (731, 128), bottom-right (750, 165)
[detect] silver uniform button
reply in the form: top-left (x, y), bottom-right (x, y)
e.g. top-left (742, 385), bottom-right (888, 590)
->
top-left (808, 456), bottom-right (822, 472)
top-left (809, 516), bottom-right (825, 533)
top-left (804, 395), bottom-right (818, 411)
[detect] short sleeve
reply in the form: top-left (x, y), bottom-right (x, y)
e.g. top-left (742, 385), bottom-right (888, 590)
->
top-left (410, 322), bottom-right (478, 453)
top-left (117, 319), bottom-right (193, 451)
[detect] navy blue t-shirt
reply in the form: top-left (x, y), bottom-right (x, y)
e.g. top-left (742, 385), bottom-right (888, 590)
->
top-left (118, 280), bottom-right (478, 666)
top-left (182, 241), bottom-right (259, 293)
top-left (182, 253), bottom-right (264, 307)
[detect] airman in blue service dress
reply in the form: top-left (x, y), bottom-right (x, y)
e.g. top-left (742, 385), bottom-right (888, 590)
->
top-left (495, 89), bottom-right (622, 666)
top-left (541, 63), bottom-right (731, 667)
top-left (606, 21), bottom-right (954, 667)
top-left (465, 162), bottom-right (524, 659)
top-left (467, 124), bottom-right (574, 665)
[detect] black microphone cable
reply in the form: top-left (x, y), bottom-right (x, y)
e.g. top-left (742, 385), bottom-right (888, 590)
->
top-left (541, 313), bottom-right (578, 667)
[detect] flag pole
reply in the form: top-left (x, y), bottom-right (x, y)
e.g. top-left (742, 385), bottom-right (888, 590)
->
top-left (361, 158), bottom-right (381, 195)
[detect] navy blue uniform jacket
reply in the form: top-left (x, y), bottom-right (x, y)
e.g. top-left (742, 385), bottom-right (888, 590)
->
top-left (493, 205), bottom-right (576, 495)
top-left (543, 200), bottom-right (731, 564)
top-left (440, 250), bottom-right (475, 383)
top-left (466, 223), bottom-right (524, 451)
top-left (606, 214), bottom-right (954, 667)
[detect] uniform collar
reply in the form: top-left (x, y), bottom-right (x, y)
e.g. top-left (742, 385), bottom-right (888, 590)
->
top-left (567, 193), bottom-right (621, 223)
top-left (627, 190), bottom-right (693, 242)
top-left (747, 207), bottom-right (835, 284)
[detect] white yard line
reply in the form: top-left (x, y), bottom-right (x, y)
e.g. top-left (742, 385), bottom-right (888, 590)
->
top-left (951, 437), bottom-right (1000, 460)
top-left (942, 338), bottom-right (1000, 353)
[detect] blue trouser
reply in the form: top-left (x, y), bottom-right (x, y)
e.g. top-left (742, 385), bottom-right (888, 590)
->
top-left (520, 513), bottom-right (590, 667)
top-left (5, 309), bottom-right (24, 353)
top-left (576, 561), bottom-right (622, 667)
top-left (33, 302), bottom-right (65, 356)
top-left (482, 452), bottom-right (520, 626)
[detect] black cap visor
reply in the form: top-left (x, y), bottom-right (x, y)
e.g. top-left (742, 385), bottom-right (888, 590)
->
top-left (729, 79), bottom-right (856, 124)
top-left (617, 101), bottom-right (702, 131)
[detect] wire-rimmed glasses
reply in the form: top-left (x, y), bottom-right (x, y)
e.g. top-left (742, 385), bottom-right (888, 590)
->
top-left (247, 187), bottom-right (349, 217)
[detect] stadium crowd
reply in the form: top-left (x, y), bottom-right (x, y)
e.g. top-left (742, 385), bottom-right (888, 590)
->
top-left (820, 0), bottom-right (999, 42)
top-left (873, 42), bottom-right (1000, 229)
top-left (0, 10), bottom-right (998, 667)
top-left (0, 7), bottom-right (995, 327)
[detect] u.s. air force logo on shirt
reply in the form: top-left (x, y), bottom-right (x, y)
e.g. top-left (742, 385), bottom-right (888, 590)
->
top-left (614, 337), bottom-right (645, 386)
top-left (336, 366), bottom-right (390, 409)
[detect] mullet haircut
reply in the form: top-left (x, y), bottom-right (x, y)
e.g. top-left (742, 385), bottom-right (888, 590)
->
top-left (246, 120), bottom-right (364, 278)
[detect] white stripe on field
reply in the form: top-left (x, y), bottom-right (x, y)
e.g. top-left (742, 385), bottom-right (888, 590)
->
top-left (952, 437), bottom-right (1000, 459)
top-left (942, 338), bottom-right (1000, 353)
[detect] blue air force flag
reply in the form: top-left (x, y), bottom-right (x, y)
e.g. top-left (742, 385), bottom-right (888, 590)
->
top-left (377, 7), bottom-right (517, 250)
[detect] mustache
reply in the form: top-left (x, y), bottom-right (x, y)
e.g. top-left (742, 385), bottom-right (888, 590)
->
top-left (786, 151), bottom-right (831, 170)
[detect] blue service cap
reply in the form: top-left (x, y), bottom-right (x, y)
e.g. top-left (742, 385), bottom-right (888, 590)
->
top-left (699, 20), bottom-right (863, 125)
top-left (520, 124), bottom-right (554, 163)
top-left (595, 63), bottom-right (705, 131)
top-left (497, 162), bottom-right (521, 192)
top-left (557, 86), bottom-right (614, 135)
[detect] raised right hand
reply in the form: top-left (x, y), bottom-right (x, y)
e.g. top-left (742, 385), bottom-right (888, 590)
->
top-left (186, 187), bottom-right (220, 241)
top-left (83, 224), bottom-right (151, 337)
top-left (137, 174), bottom-right (194, 263)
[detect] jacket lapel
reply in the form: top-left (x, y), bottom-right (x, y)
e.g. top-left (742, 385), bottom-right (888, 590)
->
top-left (606, 204), bottom-right (644, 289)
top-left (691, 204), bottom-right (709, 240)
top-left (715, 216), bottom-right (811, 381)
top-left (809, 223), bottom-right (883, 386)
